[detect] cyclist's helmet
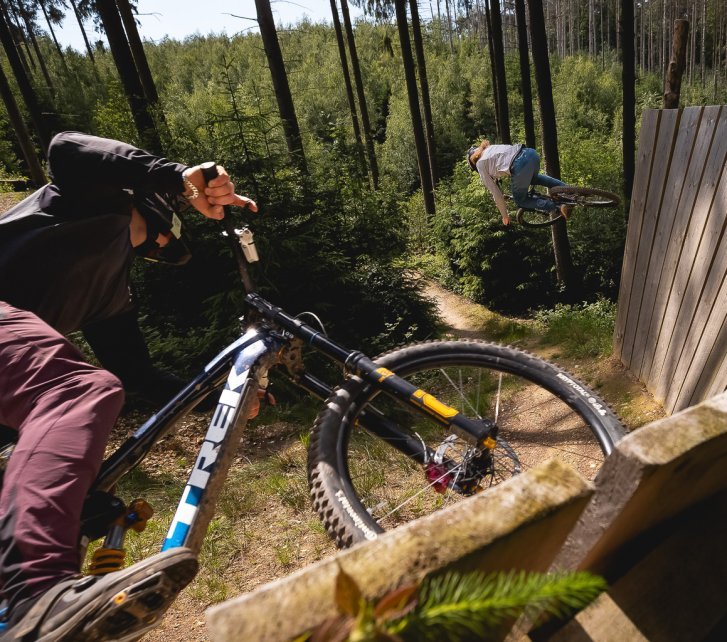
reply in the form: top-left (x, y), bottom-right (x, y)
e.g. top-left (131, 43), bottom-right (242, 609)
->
top-left (467, 146), bottom-right (479, 171)
top-left (133, 191), bottom-right (192, 265)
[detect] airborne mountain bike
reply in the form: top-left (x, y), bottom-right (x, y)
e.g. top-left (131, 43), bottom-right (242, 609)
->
top-left (509, 185), bottom-right (620, 228)
top-left (0, 165), bottom-right (626, 639)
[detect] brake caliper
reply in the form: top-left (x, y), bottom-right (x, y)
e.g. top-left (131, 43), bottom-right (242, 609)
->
top-left (425, 462), bottom-right (453, 494)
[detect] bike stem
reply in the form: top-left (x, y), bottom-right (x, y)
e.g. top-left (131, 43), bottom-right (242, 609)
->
top-left (200, 162), bottom-right (257, 295)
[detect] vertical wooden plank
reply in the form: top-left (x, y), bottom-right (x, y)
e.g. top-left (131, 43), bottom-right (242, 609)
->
top-left (614, 109), bottom-right (661, 363)
top-left (621, 108), bottom-right (681, 368)
top-left (650, 106), bottom-right (724, 403)
top-left (687, 291), bottom-right (727, 406)
top-left (664, 115), bottom-right (727, 411)
top-left (639, 107), bottom-right (707, 393)
top-left (701, 317), bottom-right (727, 402)
top-left (632, 108), bottom-right (704, 380)
top-left (671, 161), bottom-right (727, 408)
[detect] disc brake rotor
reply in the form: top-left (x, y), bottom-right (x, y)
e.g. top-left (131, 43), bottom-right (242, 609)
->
top-left (427, 433), bottom-right (522, 494)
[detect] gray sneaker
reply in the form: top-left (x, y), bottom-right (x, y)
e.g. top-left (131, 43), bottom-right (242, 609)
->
top-left (4, 547), bottom-right (197, 641)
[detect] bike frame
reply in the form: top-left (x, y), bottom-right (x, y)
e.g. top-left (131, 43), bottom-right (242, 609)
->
top-left (91, 292), bottom-right (496, 556)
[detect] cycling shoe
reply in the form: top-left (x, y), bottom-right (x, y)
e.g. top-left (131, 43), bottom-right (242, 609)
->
top-left (3, 548), bottom-right (197, 641)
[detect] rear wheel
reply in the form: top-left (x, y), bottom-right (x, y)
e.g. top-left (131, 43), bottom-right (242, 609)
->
top-left (550, 186), bottom-right (620, 208)
top-left (308, 340), bottom-right (625, 548)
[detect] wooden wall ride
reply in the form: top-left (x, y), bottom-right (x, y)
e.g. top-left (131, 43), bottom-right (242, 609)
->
top-left (614, 105), bottom-right (727, 414)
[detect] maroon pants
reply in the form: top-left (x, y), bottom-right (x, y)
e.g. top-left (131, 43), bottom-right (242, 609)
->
top-left (0, 302), bottom-right (124, 612)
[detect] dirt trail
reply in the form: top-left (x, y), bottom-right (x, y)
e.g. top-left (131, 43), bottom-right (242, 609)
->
top-left (424, 280), bottom-right (664, 429)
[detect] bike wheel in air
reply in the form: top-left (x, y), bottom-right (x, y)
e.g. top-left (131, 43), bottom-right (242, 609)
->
top-left (550, 186), bottom-right (620, 208)
top-left (516, 207), bottom-right (564, 228)
top-left (307, 340), bottom-right (626, 548)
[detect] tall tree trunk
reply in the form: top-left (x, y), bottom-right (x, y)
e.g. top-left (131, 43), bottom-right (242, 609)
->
top-left (688, 0), bottom-right (695, 85)
top-left (39, 0), bottom-right (68, 68)
top-left (340, 0), bottom-right (379, 188)
top-left (649, 0), bottom-right (653, 71)
top-left (616, 0), bottom-right (620, 52)
top-left (329, 0), bottom-right (367, 178)
top-left (639, 0), bottom-right (645, 70)
top-left (489, 0), bottom-right (511, 143)
top-left (527, 0), bottom-right (576, 294)
top-left (20, 9), bottom-right (55, 95)
top-left (0, 3), bottom-right (29, 76)
top-left (444, 0), bottom-right (454, 53)
top-left (69, 0), bottom-right (96, 63)
top-left (409, 0), bottom-right (437, 186)
top-left (116, 0), bottom-right (160, 104)
top-left (394, 0), bottom-right (435, 216)
top-left (254, 0), bottom-right (308, 176)
top-left (0, 6), bottom-right (49, 152)
top-left (96, 0), bottom-right (162, 154)
top-left (664, 19), bottom-right (689, 108)
top-left (600, 0), bottom-right (605, 67)
top-left (588, 0), bottom-right (595, 55)
top-left (515, 0), bottom-right (536, 148)
top-left (661, 0), bottom-right (667, 72)
top-left (700, 0), bottom-right (706, 85)
top-left (6, 2), bottom-right (34, 72)
top-left (484, 0), bottom-right (502, 138)
top-left (621, 0), bottom-right (635, 209)
top-left (0, 63), bottom-right (45, 185)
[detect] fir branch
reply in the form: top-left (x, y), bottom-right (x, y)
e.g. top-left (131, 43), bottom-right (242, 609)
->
top-left (387, 570), bottom-right (606, 641)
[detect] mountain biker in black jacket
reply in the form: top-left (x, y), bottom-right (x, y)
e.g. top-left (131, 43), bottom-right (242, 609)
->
top-left (0, 131), bottom-right (257, 404)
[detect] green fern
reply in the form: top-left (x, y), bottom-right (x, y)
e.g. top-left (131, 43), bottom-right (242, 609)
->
top-left (387, 570), bottom-right (606, 641)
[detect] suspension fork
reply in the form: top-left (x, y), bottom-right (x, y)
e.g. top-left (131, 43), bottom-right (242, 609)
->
top-left (295, 372), bottom-right (433, 463)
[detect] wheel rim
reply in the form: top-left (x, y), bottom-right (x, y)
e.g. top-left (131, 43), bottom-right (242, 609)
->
top-left (575, 195), bottom-right (616, 206)
top-left (341, 361), bottom-right (610, 531)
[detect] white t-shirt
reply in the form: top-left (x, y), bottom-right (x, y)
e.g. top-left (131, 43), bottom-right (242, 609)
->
top-left (476, 144), bottom-right (522, 221)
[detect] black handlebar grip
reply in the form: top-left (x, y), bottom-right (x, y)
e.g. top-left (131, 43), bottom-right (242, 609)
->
top-left (199, 161), bottom-right (219, 184)
top-left (199, 161), bottom-right (232, 224)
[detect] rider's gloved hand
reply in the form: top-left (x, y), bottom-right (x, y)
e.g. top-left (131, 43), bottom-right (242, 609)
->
top-left (502, 214), bottom-right (510, 226)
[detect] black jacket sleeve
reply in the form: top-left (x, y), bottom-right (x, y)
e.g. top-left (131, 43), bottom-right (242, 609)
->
top-left (47, 132), bottom-right (188, 205)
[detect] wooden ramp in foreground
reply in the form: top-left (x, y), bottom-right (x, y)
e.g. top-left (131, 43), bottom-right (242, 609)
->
top-left (206, 392), bottom-right (727, 641)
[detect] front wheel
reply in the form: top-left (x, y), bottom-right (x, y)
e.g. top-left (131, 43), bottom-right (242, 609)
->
top-left (308, 340), bottom-right (626, 548)
top-left (549, 186), bottom-right (620, 208)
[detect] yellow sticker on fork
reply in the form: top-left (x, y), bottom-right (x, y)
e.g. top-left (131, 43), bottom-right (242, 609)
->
top-left (411, 389), bottom-right (458, 419)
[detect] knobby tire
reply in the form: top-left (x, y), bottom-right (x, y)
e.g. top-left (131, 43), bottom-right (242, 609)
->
top-left (516, 207), bottom-right (564, 228)
top-left (307, 340), bottom-right (625, 548)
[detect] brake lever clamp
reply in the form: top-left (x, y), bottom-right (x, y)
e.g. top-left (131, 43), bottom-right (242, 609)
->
top-left (236, 227), bottom-right (259, 263)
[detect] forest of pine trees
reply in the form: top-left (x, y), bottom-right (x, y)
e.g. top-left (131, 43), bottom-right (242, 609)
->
top-left (0, 0), bottom-right (724, 369)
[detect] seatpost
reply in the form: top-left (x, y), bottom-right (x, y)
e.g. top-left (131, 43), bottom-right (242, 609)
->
top-left (199, 162), bottom-right (256, 294)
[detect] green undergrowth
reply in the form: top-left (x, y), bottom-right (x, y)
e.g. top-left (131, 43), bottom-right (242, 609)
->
top-left (535, 298), bottom-right (616, 359)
